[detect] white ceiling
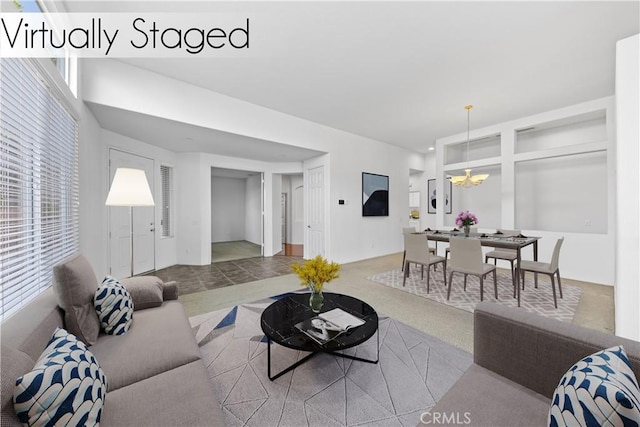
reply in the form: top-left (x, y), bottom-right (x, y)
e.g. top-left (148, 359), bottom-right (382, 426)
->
top-left (73, 1), bottom-right (639, 159)
top-left (87, 102), bottom-right (325, 162)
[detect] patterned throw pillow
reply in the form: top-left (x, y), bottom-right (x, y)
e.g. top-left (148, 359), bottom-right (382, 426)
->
top-left (14, 328), bottom-right (107, 426)
top-left (94, 276), bottom-right (134, 335)
top-left (548, 345), bottom-right (640, 427)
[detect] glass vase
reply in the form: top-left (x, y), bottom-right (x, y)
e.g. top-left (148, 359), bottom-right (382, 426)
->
top-left (309, 289), bottom-right (324, 313)
top-left (464, 225), bottom-right (470, 237)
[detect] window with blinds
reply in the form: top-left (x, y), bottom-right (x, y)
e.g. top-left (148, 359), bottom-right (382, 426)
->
top-left (0, 58), bottom-right (79, 321)
top-left (160, 165), bottom-right (173, 238)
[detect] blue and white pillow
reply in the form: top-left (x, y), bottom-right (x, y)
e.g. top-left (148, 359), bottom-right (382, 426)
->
top-left (14, 328), bottom-right (107, 426)
top-left (94, 276), bottom-right (134, 335)
top-left (548, 345), bottom-right (640, 427)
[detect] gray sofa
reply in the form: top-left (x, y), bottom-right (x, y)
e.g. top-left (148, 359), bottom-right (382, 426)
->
top-left (429, 302), bottom-right (640, 426)
top-left (1, 255), bottom-right (225, 426)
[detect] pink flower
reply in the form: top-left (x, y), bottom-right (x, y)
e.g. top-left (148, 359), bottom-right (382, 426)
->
top-left (455, 210), bottom-right (478, 227)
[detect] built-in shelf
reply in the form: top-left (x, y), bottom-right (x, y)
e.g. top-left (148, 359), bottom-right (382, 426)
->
top-left (515, 110), bottom-right (607, 155)
top-left (445, 134), bottom-right (501, 165)
top-left (435, 96), bottom-right (613, 237)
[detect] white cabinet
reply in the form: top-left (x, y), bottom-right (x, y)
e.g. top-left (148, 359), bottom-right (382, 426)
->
top-left (409, 191), bottom-right (420, 208)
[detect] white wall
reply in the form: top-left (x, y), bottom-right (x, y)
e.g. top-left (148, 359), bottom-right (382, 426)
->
top-left (175, 153), bottom-right (211, 265)
top-left (449, 165), bottom-right (503, 230)
top-left (78, 122), bottom-right (179, 275)
top-left (328, 143), bottom-right (413, 263)
top-left (272, 174), bottom-right (283, 254)
top-left (615, 34), bottom-right (640, 340)
top-left (245, 174), bottom-right (262, 246)
top-left (78, 104), bottom-right (107, 276)
top-left (211, 176), bottom-right (246, 242)
top-left (515, 152), bottom-right (607, 233)
top-left (82, 60), bottom-right (417, 265)
top-left (435, 97), bottom-right (616, 285)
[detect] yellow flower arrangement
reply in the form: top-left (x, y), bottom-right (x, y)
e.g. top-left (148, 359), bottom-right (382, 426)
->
top-left (291, 255), bottom-right (340, 292)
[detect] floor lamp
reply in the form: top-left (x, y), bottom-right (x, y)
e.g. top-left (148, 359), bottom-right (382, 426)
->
top-left (105, 168), bottom-right (155, 278)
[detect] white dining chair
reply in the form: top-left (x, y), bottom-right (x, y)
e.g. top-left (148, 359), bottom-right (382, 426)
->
top-left (484, 229), bottom-right (521, 298)
top-left (447, 237), bottom-right (497, 302)
top-left (401, 227), bottom-right (416, 271)
top-left (401, 227), bottom-right (435, 271)
top-left (444, 227), bottom-right (477, 260)
top-left (402, 232), bottom-right (447, 292)
top-left (519, 237), bottom-right (564, 308)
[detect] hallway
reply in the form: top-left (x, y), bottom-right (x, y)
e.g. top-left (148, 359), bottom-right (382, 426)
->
top-left (146, 255), bottom-right (302, 296)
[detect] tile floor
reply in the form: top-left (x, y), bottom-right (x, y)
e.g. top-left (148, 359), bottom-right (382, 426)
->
top-left (145, 255), bottom-right (302, 296)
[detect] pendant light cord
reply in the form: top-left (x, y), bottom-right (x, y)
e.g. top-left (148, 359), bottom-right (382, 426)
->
top-left (465, 105), bottom-right (473, 166)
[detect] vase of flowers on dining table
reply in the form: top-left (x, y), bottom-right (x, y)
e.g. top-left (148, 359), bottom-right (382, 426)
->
top-left (456, 210), bottom-right (478, 237)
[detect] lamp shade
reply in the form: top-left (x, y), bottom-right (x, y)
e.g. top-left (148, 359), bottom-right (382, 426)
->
top-left (105, 168), bottom-right (155, 206)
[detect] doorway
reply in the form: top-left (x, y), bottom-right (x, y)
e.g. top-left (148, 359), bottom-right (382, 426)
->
top-left (108, 149), bottom-right (155, 278)
top-left (210, 167), bottom-right (263, 263)
top-left (278, 174), bottom-right (304, 257)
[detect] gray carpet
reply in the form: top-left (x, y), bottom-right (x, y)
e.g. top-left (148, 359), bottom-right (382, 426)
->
top-left (189, 294), bottom-right (473, 426)
top-left (368, 265), bottom-right (581, 322)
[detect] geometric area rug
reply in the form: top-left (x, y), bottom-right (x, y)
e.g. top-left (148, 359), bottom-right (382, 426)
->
top-left (189, 293), bottom-right (473, 426)
top-left (368, 265), bottom-right (582, 323)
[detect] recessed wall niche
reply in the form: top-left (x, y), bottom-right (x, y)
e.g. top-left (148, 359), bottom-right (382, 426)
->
top-left (446, 165), bottom-right (502, 230)
top-left (515, 151), bottom-right (607, 234)
top-left (515, 110), bottom-right (606, 154)
top-left (445, 134), bottom-right (501, 165)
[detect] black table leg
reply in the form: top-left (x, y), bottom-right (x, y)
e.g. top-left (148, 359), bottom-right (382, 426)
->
top-left (533, 240), bottom-right (539, 289)
top-left (267, 336), bottom-right (318, 381)
top-left (266, 329), bottom-right (380, 381)
top-left (516, 248), bottom-right (522, 307)
top-left (331, 328), bottom-right (380, 364)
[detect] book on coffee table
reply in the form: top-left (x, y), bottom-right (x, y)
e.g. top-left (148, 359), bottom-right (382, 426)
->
top-left (295, 309), bottom-right (365, 345)
top-left (318, 308), bottom-right (365, 331)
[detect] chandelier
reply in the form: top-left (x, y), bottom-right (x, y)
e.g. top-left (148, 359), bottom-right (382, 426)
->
top-left (449, 105), bottom-right (489, 187)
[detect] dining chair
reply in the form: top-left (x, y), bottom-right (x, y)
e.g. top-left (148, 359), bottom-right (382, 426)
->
top-left (484, 229), bottom-right (521, 298)
top-left (402, 232), bottom-right (447, 292)
top-left (401, 227), bottom-right (435, 271)
top-left (518, 237), bottom-right (564, 308)
top-left (444, 227), bottom-right (477, 259)
top-left (401, 227), bottom-right (416, 271)
top-left (446, 237), bottom-right (497, 302)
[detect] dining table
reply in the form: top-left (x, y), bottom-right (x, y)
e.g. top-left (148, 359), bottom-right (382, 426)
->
top-left (423, 230), bottom-right (541, 307)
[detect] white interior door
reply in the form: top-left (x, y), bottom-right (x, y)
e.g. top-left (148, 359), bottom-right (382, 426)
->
top-left (292, 185), bottom-right (304, 244)
top-left (307, 165), bottom-right (324, 257)
top-left (108, 149), bottom-right (155, 278)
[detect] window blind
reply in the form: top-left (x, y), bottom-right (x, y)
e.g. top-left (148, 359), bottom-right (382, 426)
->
top-left (0, 58), bottom-right (79, 321)
top-left (160, 165), bottom-right (173, 238)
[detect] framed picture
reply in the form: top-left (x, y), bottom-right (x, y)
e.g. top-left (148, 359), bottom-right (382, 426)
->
top-left (445, 179), bottom-right (452, 214)
top-left (427, 179), bottom-right (452, 214)
top-left (362, 172), bottom-right (389, 216)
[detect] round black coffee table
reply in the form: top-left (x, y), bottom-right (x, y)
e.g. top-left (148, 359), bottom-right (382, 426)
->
top-left (260, 292), bottom-right (379, 380)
